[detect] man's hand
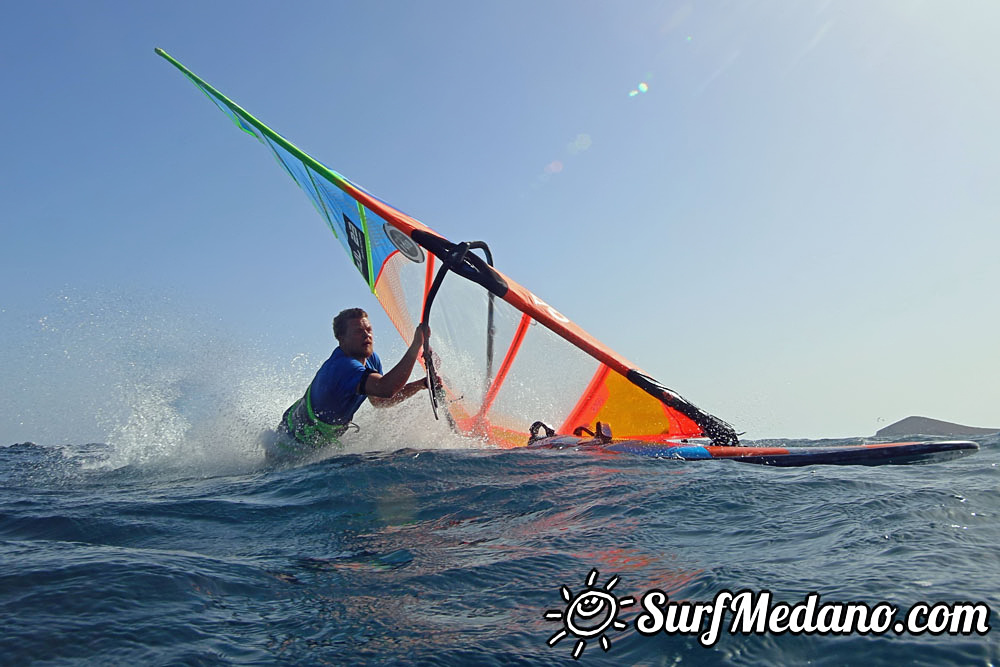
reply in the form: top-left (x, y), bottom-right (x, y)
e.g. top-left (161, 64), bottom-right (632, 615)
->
top-left (367, 324), bottom-right (432, 405)
top-left (410, 323), bottom-right (430, 351)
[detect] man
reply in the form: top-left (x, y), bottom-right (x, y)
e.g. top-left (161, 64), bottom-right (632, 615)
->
top-left (271, 308), bottom-right (427, 458)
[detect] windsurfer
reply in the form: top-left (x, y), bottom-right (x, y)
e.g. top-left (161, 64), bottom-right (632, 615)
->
top-left (272, 308), bottom-right (427, 457)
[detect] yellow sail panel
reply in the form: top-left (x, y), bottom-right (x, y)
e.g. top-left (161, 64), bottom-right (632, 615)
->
top-left (589, 370), bottom-right (702, 439)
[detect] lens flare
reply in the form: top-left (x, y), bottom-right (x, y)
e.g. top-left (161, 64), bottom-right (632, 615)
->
top-left (567, 134), bottom-right (591, 155)
top-left (628, 82), bottom-right (650, 97)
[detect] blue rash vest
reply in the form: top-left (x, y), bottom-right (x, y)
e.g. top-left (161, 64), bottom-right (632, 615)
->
top-left (311, 347), bottom-right (383, 425)
top-left (276, 347), bottom-right (382, 452)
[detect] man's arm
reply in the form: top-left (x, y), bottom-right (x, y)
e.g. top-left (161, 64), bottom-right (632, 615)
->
top-left (363, 325), bottom-right (428, 401)
top-left (369, 377), bottom-right (427, 407)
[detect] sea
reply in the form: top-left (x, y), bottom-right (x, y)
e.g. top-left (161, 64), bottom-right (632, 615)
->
top-left (2, 296), bottom-right (998, 665)
top-left (2, 428), bottom-right (997, 665)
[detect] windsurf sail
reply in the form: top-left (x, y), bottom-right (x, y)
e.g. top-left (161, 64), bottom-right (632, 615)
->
top-left (156, 48), bottom-right (739, 447)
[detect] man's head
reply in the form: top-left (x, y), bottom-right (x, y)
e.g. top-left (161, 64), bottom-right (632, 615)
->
top-left (333, 308), bottom-right (373, 360)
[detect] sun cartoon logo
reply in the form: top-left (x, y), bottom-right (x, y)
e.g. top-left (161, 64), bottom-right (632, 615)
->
top-left (544, 569), bottom-right (635, 659)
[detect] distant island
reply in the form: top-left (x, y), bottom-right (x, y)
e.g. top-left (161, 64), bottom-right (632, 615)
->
top-left (876, 416), bottom-right (998, 438)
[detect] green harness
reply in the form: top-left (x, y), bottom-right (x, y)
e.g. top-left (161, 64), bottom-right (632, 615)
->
top-left (277, 384), bottom-right (347, 453)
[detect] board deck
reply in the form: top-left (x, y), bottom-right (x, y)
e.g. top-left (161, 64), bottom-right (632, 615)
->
top-left (528, 436), bottom-right (979, 466)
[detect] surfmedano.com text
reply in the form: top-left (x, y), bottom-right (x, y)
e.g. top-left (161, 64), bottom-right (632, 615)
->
top-left (635, 589), bottom-right (991, 646)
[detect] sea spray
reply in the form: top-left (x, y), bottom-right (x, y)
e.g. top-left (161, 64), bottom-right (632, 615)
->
top-left (3, 289), bottom-right (307, 470)
top-left (4, 289), bottom-right (480, 475)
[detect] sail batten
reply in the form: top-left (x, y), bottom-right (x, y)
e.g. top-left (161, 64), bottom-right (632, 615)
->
top-left (157, 48), bottom-right (739, 447)
top-left (476, 312), bottom-right (532, 423)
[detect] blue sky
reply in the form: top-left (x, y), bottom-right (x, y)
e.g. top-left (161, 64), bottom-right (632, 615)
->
top-left (2, 0), bottom-right (998, 444)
